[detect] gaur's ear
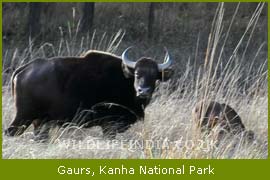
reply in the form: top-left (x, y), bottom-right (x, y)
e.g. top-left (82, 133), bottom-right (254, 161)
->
top-left (158, 68), bottom-right (174, 81)
top-left (122, 63), bottom-right (134, 78)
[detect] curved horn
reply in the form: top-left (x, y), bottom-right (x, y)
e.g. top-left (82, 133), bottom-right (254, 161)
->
top-left (158, 48), bottom-right (172, 71)
top-left (121, 47), bottom-right (136, 68)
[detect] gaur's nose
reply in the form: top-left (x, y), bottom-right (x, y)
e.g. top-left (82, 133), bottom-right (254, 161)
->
top-left (137, 87), bottom-right (151, 97)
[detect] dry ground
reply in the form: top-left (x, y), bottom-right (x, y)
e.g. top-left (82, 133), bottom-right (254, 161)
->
top-left (2, 81), bottom-right (268, 159)
top-left (2, 3), bottom-right (268, 159)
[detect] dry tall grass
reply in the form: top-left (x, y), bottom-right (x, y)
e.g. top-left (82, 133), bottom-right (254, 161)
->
top-left (2, 3), bottom-right (268, 159)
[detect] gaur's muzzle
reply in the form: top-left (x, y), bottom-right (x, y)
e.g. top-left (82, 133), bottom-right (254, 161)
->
top-left (137, 86), bottom-right (152, 98)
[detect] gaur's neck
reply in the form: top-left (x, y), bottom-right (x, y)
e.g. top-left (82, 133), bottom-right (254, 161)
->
top-left (126, 96), bottom-right (149, 119)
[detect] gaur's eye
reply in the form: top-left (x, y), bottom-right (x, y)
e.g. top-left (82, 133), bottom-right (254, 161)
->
top-left (135, 72), bottom-right (141, 78)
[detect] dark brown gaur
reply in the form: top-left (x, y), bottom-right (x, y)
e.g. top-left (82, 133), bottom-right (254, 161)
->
top-left (5, 48), bottom-right (173, 140)
top-left (192, 101), bottom-right (255, 142)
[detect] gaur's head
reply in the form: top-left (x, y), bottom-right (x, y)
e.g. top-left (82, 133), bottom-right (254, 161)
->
top-left (243, 130), bottom-right (255, 143)
top-left (121, 47), bottom-right (173, 100)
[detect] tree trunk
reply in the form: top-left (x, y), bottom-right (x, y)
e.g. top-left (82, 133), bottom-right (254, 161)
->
top-left (148, 3), bottom-right (156, 40)
top-left (27, 3), bottom-right (41, 37)
top-left (80, 2), bottom-right (95, 33)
